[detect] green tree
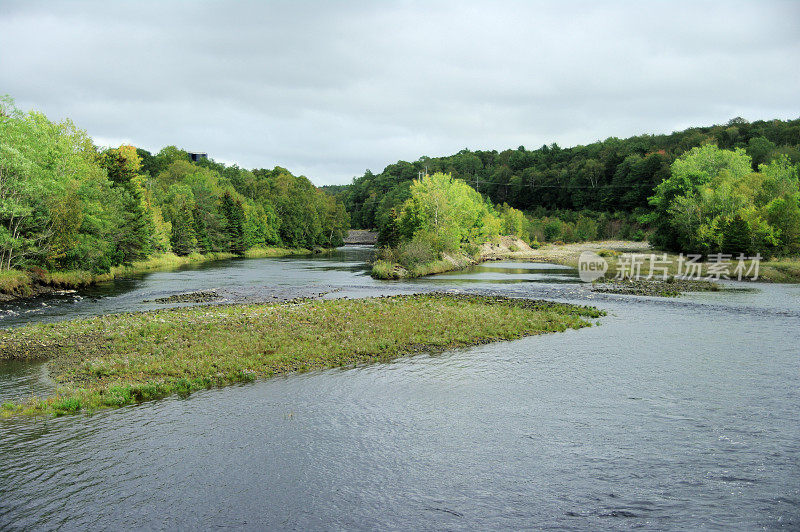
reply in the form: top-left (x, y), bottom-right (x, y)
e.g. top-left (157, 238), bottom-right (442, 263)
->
top-left (649, 146), bottom-right (797, 256)
top-left (221, 191), bottom-right (246, 255)
top-left (397, 172), bottom-right (501, 252)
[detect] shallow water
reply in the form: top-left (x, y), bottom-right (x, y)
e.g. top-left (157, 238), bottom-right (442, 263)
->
top-left (1, 247), bottom-right (799, 529)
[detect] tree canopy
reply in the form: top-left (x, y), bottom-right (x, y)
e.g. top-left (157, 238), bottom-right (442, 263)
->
top-left (0, 97), bottom-right (349, 274)
top-left (342, 118), bottom-right (800, 237)
top-left (647, 145), bottom-right (800, 256)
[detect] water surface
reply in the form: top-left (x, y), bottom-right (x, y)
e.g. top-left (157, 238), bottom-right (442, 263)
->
top-left (1, 248), bottom-right (798, 530)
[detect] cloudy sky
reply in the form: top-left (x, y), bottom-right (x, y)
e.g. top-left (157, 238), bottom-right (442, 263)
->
top-left (2, 1), bottom-right (799, 185)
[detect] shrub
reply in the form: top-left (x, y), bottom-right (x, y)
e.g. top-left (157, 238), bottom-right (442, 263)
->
top-left (371, 260), bottom-right (404, 279)
top-left (597, 249), bottom-right (618, 258)
top-left (399, 238), bottom-right (437, 267)
top-left (574, 216), bottom-right (599, 241)
top-left (543, 218), bottom-right (562, 241)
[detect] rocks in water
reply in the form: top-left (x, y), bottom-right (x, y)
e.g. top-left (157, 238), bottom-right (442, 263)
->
top-left (591, 278), bottom-right (721, 297)
top-left (151, 290), bottom-right (222, 304)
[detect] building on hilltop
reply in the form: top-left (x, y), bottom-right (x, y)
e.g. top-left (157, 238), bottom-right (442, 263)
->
top-left (188, 152), bottom-right (207, 162)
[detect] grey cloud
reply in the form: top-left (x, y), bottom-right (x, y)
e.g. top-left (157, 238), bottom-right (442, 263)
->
top-left (2, 0), bottom-right (799, 185)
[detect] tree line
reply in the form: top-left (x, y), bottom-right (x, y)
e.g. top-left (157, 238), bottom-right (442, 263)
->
top-left (338, 116), bottom-right (800, 250)
top-left (0, 97), bottom-right (349, 274)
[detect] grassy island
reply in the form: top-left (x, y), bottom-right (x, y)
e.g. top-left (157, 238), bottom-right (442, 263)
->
top-left (0, 294), bottom-right (602, 418)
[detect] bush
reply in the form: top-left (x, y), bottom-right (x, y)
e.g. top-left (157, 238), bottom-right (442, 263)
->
top-left (399, 238), bottom-right (437, 267)
top-left (543, 218), bottom-right (563, 241)
top-left (574, 216), bottom-right (599, 241)
top-left (376, 246), bottom-right (402, 264)
top-left (371, 260), bottom-right (404, 279)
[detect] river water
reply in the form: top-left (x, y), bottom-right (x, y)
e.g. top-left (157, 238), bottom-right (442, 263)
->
top-left (1, 247), bottom-right (798, 530)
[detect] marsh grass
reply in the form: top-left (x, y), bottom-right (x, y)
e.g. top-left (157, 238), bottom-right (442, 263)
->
top-left (372, 247), bottom-right (477, 279)
top-left (530, 242), bottom-right (800, 284)
top-left (244, 247), bottom-right (312, 259)
top-left (0, 294), bottom-right (602, 417)
top-left (759, 259), bottom-right (800, 283)
top-left (0, 270), bottom-right (32, 294)
top-left (371, 260), bottom-right (404, 279)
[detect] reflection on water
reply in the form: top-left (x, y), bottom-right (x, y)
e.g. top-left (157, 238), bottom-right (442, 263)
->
top-left (1, 247), bottom-right (799, 529)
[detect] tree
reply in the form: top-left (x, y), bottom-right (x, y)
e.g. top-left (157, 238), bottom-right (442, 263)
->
top-left (648, 145), bottom-right (754, 251)
top-left (100, 145), bottom-right (142, 185)
top-left (169, 203), bottom-right (198, 256)
top-left (220, 191), bottom-right (246, 255)
top-left (648, 146), bottom-right (798, 256)
top-left (747, 136), bottom-right (776, 170)
top-left (397, 172), bottom-right (501, 252)
top-left (1, 97), bottom-right (119, 272)
top-left (164, 184), bottom-right (198, 256)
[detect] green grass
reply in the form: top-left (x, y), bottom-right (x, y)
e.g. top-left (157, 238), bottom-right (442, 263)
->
top-left (759, 259), bottom-right (800, 283)
top-left (0, 294), bottom-right (603, 417)
top-left (244, 246), bottom-right (311, 259)
top-left (110, 252), bottom-right (237, 276)
top-left (371, 259), bottom-right (408, 279)
top-left (530, 242), bottom-right (800, 284)
top-left (44, 269), bottom-right (99, 287)
top-left (597, 255), bottom-right (800, 284)
top-left (0, 270), bottom-right (32, 294)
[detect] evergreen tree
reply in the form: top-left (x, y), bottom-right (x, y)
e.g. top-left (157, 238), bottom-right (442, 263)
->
top-left (220, 192), bottom-right (246, 255)
top-left (112, 184), bottom-right (154, 263)
top-left (169, 203), bottom-right (197, 256)
top-left (192, 204), bottom-right (212, 253)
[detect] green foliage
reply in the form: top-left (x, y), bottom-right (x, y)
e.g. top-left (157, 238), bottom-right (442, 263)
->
top-left (1, 96), bottom-right (118, 272)
top-left (498, 203), bottom-right (529, 242)
top-left (397, 172), bottom-right (502, 252)
top-left (343, 118), bottom-right (800, 239)
top-left (0, 95), bottom-right (349, 273)
top-left (221, 191), bottom-right (246, 254)
top-left (648, 146), bottom-right (799, 256)
top-left (523, 210), bottom-right (642, 243)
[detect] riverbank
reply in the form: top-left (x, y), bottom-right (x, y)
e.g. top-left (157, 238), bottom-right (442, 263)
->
top-left (525, 240), bottom-right (800, 283)
top-left (371, 236), bottom-right (539, 279)
top-left (0, 294), bottom-right (602, 417)
top-left (373, 238), bottom-right (800, 283)
top-left (0, 247), bottom-right (318, 301)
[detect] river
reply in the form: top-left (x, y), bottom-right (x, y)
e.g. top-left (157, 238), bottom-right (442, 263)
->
top-left (1, 247), bottom-right (798, 530)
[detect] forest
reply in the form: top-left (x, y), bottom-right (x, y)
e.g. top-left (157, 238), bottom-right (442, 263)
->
top-left (338, 117), bottom-right (800, 251)
top-left (0, 97), bottom-right (349, 280)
